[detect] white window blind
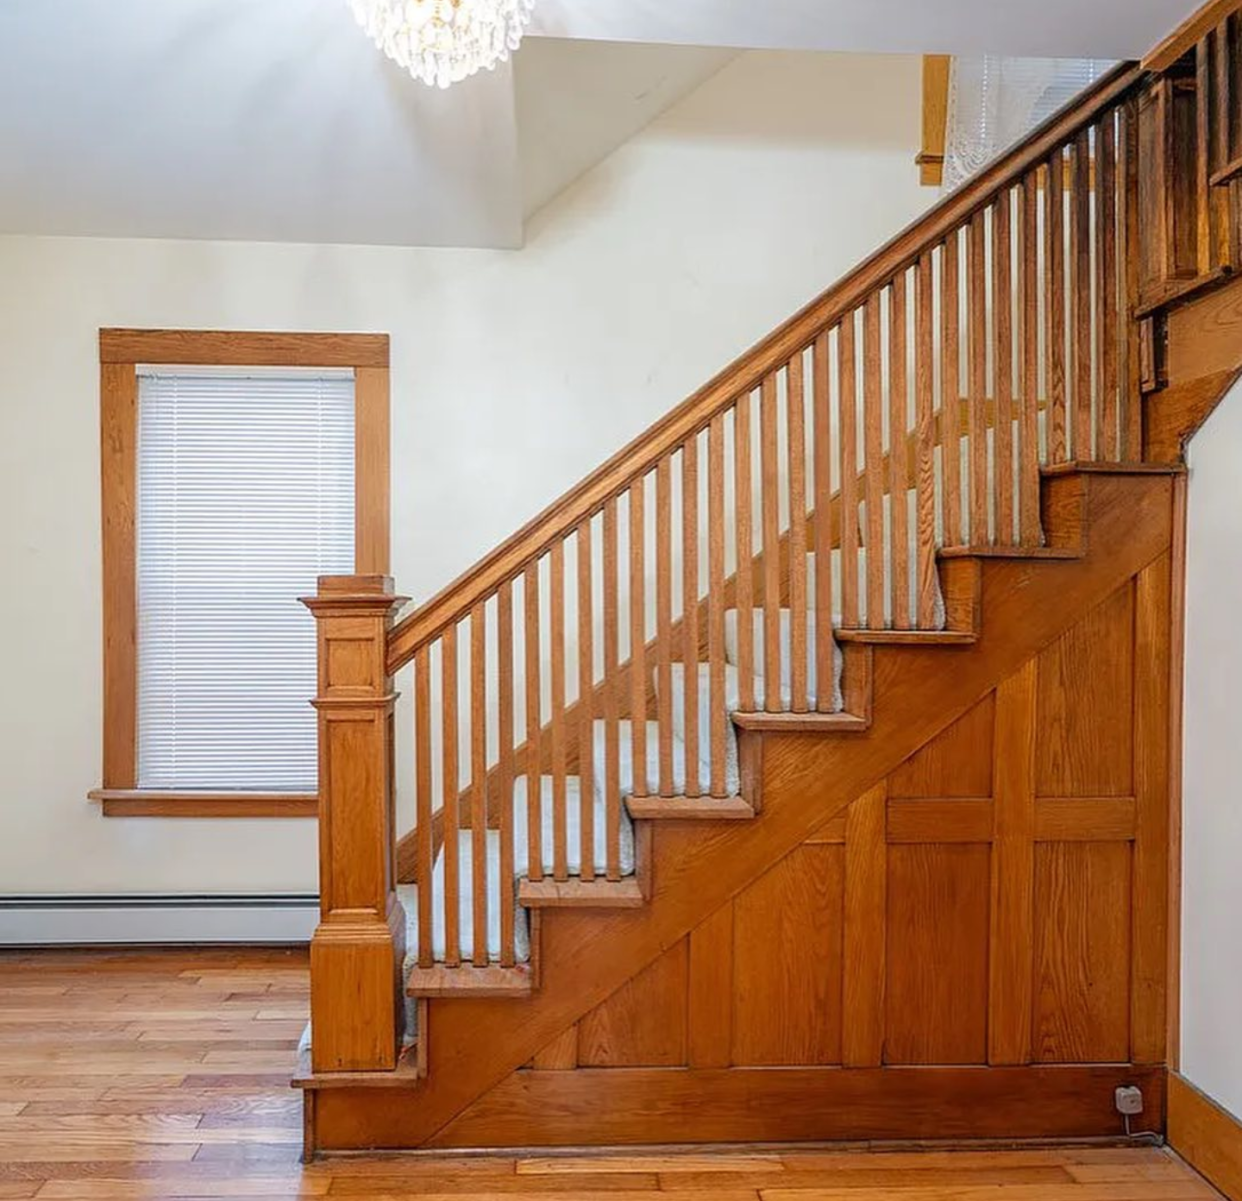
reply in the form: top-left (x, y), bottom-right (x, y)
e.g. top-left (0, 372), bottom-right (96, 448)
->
top-left (943, 58), bottom-right (1114, 191)
top-left (136, 371), bottom-right (355, 790)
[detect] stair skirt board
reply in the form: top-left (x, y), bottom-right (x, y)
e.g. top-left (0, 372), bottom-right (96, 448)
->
top-left (398, 777), bottom-right (638, 971)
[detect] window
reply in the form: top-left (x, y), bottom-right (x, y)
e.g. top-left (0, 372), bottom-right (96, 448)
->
top-left (93, 331), bottom-right (390, 817)
top-left (136, 370), bottom-right (355, 791)
top-left (920, 55), bottom-right (1114, 190)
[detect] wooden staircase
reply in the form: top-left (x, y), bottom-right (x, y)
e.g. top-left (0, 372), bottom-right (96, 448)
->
top-left (295, 4), bottom-right (1242, 1157)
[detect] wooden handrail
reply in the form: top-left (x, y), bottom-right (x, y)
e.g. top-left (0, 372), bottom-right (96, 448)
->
top-left (394, 393), bottom-right (1050, 884)
top-left (1143, 0), bottom-right (1242, 72)
top-left (384, 61), bottom-right (1143, 674)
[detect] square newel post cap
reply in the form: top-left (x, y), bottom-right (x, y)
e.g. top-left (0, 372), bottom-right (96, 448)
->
top-left (301, 574), bottom-right (408, 614)
top-left (318, 574), bottom-right (394, 596)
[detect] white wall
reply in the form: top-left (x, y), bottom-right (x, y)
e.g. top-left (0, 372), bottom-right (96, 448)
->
top-left (0, 50), bottom-right (927, 901)
top-left (1181, 378), bottom-right (1242, 1118)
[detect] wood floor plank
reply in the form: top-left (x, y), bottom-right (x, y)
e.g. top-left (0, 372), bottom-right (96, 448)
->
top-left (0, 949), bottom-right (1218, 1201)
top-left (35, 1180), bottom-right (329, 1198)
top-left (762, 1184), bottom-right (1215, 1201)
top-left (329, 1172), bottom-right (664, 1194)
top-left (657, 1165), bottom-right (1078, 1190)
top-left (516, 1154), bottom-right (783, 1174)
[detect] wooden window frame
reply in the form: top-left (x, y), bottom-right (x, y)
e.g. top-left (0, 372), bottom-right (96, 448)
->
top-left (90, 329), bottom-right (391, 818)
top-left (918, 55), bottom-right (951, 187)
top-left (918, 56), bottom-right (1104, 192)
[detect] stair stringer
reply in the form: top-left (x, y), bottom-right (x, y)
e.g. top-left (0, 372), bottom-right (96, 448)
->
top-left (309, 471), bottom-right (1176, 1153)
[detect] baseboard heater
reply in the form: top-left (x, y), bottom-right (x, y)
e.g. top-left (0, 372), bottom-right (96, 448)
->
top-left (0, 893), bottom-right (318, 945)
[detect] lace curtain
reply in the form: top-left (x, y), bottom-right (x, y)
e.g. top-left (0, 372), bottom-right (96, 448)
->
top-left (943, 57), bottom-right (1114, 192)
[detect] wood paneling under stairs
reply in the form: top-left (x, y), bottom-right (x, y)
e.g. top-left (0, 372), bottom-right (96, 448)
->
top-left (309, 470), bottom-right (1179, 1152)
top-left (498, 571), bottom-right (1165, 1081)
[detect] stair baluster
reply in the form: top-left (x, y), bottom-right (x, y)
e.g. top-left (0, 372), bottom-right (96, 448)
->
top-left (359, 66), bottom-right (1150, 994)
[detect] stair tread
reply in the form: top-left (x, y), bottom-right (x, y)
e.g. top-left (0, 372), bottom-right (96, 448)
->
top-left (1040, 459), bottom-right (1186, 476)
top-left (834, 628), bottom-right (977, 645)
top-left (405, 962), bottom-right (533, 998)
top-left (292, 1042), bottom-right (423, 1089)
top-left (626, 794), bottom-right (756, 820)
top-left (938, 544), bottom-right (1082, 560)
top-left (731, 710), bottom-right (869, 732)
top-left (518, 876), bottom-right (645, 908)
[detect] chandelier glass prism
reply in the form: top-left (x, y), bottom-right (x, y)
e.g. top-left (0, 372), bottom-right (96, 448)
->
top-left (348, 0), bottom-right (536, 89)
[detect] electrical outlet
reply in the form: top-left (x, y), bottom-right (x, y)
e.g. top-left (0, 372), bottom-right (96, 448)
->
top-left (1115, 1085), bottom-right (1144, 1116)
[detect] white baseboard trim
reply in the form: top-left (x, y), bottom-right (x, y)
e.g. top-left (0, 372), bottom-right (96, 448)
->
top-left (0, 893), bottom-right (318, 945)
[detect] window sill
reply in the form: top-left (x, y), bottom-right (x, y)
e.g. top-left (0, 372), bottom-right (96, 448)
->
top-left (87, 789), bottom-right (317, 818)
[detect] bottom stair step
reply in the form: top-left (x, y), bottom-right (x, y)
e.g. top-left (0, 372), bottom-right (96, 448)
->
top-left (518, 877), bottom-right (645, 908)
top-left (626, 795), bottom-right (756, 821)
top-left (405, 963), bottom-right (534, 998)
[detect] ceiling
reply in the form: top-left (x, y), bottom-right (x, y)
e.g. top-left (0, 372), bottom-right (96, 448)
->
top-left (528, 0), bottom-right (1197, 60)
top-left (0, 0), bottom-right (1199, 249)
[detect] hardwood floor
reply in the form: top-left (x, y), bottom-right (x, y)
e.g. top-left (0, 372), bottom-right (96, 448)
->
top-left (0, 948), bottom-right (1221, 1200)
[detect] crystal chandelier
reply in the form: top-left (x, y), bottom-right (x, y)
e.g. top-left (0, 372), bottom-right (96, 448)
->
top-left (349, 0), bottom-right (535, 89)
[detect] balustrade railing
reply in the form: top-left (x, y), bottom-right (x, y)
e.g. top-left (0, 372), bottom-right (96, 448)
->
top-left (378, 64), bottom-right (1149, 971)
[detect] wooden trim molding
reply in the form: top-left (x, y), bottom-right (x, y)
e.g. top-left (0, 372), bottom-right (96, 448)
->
top-left (1168, 1072), bottom-right (1242, 1201)
top-left (87, 790), bottom-right (318, 818)
top-left (99, 328), bottom-right (389, 368)
top-left (312, 1063), bottom-right (1165, 1151)
top-left (353, 365), bottom-right (391, 576)
top-left (1144, 0), bottom-right (1242, 72)
top-left (100, 362), bottom-right (138, 792)
top-left (95, 329), bottom-right (390, 817)
top-left (918, 55), bottom-right (951, 187)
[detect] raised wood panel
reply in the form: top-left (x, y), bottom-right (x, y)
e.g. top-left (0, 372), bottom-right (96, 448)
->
top-left (842, 784), bottom-right (887, 1067)
top-left (886, 797), bottom-right (993, 842)
top-left (885, 844), bottom-right (991, 1064)
top-left (529, 1025), bottom-right (579, 1070)
top-left (577, 939), bottom-right (688, 1068)
top-left (732, 844), bottom-right (844, 1066)
top-left (1035, 584), bottom-right (1135, 797)
top-left (1035, 797), bottom-right (1137, 841)
top-left (687, 904), bottom-right (733, 1069)
top-left (1133, 551), bottom-right (1174, 1065)
top-left (889, 693), bottom-right (995, 798)
top-left (1166, 275), bottom-right (1242, 382)
top-left (1032, 842), bottom-right (1132, 1063)
top-left (989, 661), bottom-right (1037, 1066)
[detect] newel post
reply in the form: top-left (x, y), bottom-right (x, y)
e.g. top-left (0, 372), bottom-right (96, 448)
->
top-left (301, 574), bottom-right (407, 1073)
